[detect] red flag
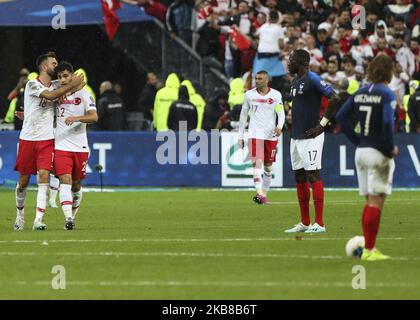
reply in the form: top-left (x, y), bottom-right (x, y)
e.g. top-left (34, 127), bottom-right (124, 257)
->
top-left (229, 28), bottom-right (251, 51)
top-left (101, 0), bottom-right (122, 41)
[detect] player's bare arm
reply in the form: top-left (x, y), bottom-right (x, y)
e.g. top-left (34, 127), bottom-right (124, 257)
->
top-left (65, 110), bottom-right (98, 126)
top-left (306, 91), bottom-right (340, 139)
top-left (40, 74), bottom-right (85, 101)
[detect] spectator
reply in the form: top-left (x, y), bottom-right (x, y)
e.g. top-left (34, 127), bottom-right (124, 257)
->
top-left (410, 37), bottom-right (420, 79)
top-left (138, 72), bottom-right (162, 121)
top-left (154, 73), bottom-right (180, 131)
top-left (196, 9), bottom-right (222, 57)
top-left (408, 80), bottom-right (420, 133)
top-left (390, 15), bottom-right (411, 44)
top-left (323, 39), bottom-right (343, 69)
top-left (368, 20), bottom-right (394, 49)
top-left (321, 60), bottom-right (346, 92)
top-left (202, 89), bottom-right (229, 130)
top-left (254, 0), bottom-right (282, 24)
top-left (168, 85), bottom-right (198, 131)
top-left (181, 79), bottom-right (206, 130)
top-left (342, 56), bottom-right (356, 81)
top-left (304, 33), bottom-right (323, 66)
top-left (386, 0), bottom-right (414, 25)
top-left (166, 0), bottom-right (193, 45)
top-left (253, 10), bottom-right (287, 92)
top-left (373, 37), bottom-right (394, 59)
top-left (394, 34), bottom-right (416, 77)
top-left (350, 30), bottom-right (374, 66)
top-left (315, 27), bottom-right (332, 55)
top-left (96, 81), bottom-right (126, 131)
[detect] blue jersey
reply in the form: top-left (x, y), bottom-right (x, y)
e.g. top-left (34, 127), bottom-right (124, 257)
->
top-left (289, 71), bottom-right (334, 139)
top-left (336, 83), bottom-right (396, 158)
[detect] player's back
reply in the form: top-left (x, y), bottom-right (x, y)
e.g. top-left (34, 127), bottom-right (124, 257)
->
top-left (290, 71), bottom-right (333, 139)
top-left (352, 83), bottom-right (396, 157)
top-left (20, 79), bottom-right (58, 141)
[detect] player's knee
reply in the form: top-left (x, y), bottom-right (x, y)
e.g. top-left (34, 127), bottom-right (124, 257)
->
top-left (294, 169), bottom-right (307, 183)
top-left (59, 174), bottom-right (72, 185)
top-left (307, 170), bottom-right (321, 183)
top-left (264, 164), bottom-right (273, 174)
top-left (18, 175), bottom-right (30, 189)
top-left (37, 170), bottom-right (50, 183)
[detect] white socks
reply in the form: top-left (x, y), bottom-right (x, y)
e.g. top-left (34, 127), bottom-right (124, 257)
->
top-left (35, 183), bottom-right (48, 222)
top-left (262, 166), bottom-right (273, 197)
top-left (72, 189), bottom-right (83, 219)
top-left (15, 185), bottom-right (27, 220)
top-left (59, 184), bottom-right (73, 220)
top-left (49, 174), bottom-right (60, 204)
top-left (253, 168), bottom-right (263, 195)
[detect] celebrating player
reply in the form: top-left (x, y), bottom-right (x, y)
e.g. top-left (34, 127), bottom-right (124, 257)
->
top-left (238, 70), bottom-right (285, 204)
top-left (284, 49), bottom-right (339, 233)
top-left (14, 52), bottom-right (85, 231)
top-left (54, 61), bottom-right (98, 230)
top-left (336, 55), bottom-right (398, 261)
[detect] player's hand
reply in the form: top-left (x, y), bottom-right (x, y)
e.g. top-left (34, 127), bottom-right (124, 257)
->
top-left (15, 111), bottom-right (24, 120)
top-left (391, 146), bottom-right (399, 158)
top-left (65, 116), bottom-right (79, 126)
top-left (71, 74), bottom-right (85, 90)
top-left (238, 139), bottom-right (244, 149)
top-left (306, 124), bottom-right (324, 139)
top-left (273, 127), bottom-right (282, 137)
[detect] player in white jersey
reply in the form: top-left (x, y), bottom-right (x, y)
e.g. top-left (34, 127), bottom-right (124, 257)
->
top-left (238, 70), bottom-right (285, 204)
top-left (53, 62), bottom-right (98, 230)
top-left (14, 52), bottom-right (85, 231)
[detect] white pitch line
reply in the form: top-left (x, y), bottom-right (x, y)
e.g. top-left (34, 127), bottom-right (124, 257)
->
top-left (0, 237), bottom-right (408, 244)
top-left (0, 251), bottom-right (419, 261)
top-left (270, 199), bottom-right (420, 205)
top-left (6, 280), bottom-right (416, 288)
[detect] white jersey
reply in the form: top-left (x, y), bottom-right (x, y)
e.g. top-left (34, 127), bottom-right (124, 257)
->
top-left (239, 88), bottom-right (284, 141)
top-left (20, 78), bottom-right (59, 141)
top-left (54, 89), bottom-right (96, 152)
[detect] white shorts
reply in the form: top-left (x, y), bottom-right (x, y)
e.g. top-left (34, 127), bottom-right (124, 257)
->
top-left (355, 147), bottom-right (395, 196)
top-left (290, 133), bottom-right (324, 171)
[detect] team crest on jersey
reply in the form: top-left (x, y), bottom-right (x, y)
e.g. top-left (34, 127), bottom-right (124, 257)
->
top-left (73, 97), bottom-right (82, 105)
top-left (267, 98), bottom-right (274, 104)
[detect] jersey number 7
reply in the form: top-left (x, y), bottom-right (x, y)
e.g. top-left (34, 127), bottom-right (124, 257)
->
top-left (359, 105), bottom-right (372, 136)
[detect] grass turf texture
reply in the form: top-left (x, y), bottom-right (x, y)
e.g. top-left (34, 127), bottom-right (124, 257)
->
top-left (0, 189), bottom-right (419, 299)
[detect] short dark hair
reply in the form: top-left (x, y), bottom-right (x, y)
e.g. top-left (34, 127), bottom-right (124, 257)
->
top-left (256, 70), bottom-right (269, 77)
top-left (367, 55), bottom-right (394, 84)
top-left (293, 49), bottom-right (310, 66)
top-left (36, 52), bottom-right (57, 69)
top-left (269, 10), bottom-right (279, 22)
top-left (55, 61), bottom-right (74, 74)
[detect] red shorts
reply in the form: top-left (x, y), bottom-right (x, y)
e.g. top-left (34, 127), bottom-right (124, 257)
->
top-left (14, 139), bottom-right (54, 175)
top-left (54, 150), bottom-right (89, 180)
top-left (248, 138), bottom-right (278, 163)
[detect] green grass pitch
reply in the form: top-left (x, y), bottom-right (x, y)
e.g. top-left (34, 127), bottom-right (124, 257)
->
top-left (0, 188), bottom-right (419, 299)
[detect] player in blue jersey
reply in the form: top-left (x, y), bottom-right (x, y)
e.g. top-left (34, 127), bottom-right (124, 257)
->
top-left (284, 49), bottom-right (339, 234)
top-left (336, 55), bottom-right (398, 261)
